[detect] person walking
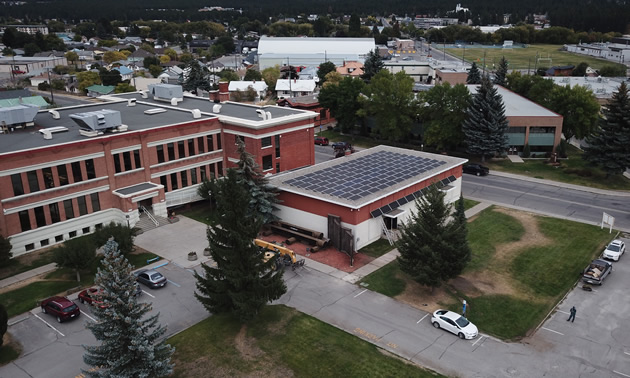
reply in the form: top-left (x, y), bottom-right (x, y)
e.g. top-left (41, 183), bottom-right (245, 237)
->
top-left (462, 300), bottom-right (468, 317)
top-left (567, 306), bottom-right (576, 322)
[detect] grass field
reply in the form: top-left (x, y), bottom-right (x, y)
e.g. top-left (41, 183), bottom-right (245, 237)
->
top-left (446, 44), bottom-right (627, 71)
top-left (168, 305), bottom-right (443, 377)
top-left (358, 238), bottom-right (396, 258)
top-left (360, 207), bottom-right (613, 340)
top-left (0, 250), bottom-right (55, 281)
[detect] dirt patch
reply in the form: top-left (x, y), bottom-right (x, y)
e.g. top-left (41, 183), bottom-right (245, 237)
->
top-left (0, 333), bottom-right (22, 366)
top-left (396, 207), bottom-right (553, 311)
top-left (234, 325), bottom-right (265, 361)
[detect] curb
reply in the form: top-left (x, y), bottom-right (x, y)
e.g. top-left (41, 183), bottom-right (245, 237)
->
top-left (490, 171), bottom-right (630, 197)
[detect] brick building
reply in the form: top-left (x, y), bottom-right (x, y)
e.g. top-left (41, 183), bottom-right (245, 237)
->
top-left (0, 84), bottom-right (316, 256)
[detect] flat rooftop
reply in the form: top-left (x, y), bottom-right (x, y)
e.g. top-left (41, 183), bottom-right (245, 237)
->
top-left (269, 145), bottom-right (466, 209)
top-left (467, 85), bottom-right (559, 117)
top-left (0, 101), bottom-right (216, 156)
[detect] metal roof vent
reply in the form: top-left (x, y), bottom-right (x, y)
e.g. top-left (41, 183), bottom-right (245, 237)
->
top-left (69, 109), bottom-right (122, 132)
top-left (256, 109), bottom-right (267, 120)
top-left (213, 104), bottom-right (222, 113)
top-left (0, 104), bottom-right (39, 126)
top-left (191, 109), bottom-right (201, 119)
top-left (148, 83), bottom-right (183, 104)
top-left (48, 109), bottom-right (60, 119)
top-left (128, 98), bottom-right (137, 107)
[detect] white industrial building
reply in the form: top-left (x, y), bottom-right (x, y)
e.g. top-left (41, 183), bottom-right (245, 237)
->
top-left (257, 36), bottom-right (376, 70)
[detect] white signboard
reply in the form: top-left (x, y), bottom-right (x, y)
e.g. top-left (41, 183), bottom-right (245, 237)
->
top-left (601, 212), bottom-right (615, 233)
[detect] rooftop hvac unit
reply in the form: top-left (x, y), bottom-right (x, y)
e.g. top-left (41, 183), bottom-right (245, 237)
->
top-left (148, 83), bottom-right (183, 104)
top-left (69, 109), bottom-right (122, 131)
top-left (0, 104), bottom-right (39, 126)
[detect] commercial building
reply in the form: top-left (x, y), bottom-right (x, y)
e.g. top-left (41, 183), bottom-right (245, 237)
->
top-left (0, 84), bottom-right (317, 256)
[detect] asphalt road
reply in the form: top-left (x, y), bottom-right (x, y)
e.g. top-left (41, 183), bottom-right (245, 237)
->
top-left (30, 89), bottom-right (93, 108)
top-left (462, 173), bottom-right (630, 232)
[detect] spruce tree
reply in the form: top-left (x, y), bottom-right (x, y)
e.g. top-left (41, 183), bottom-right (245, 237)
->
top-left (583, 82), bottom-right (630, 178)
top-left (361, 50), bottom-right (384, 82)
top-left (462, 75), bottom-right (509, 162)
top-left (397, 185), bottom-right (469, 291)
top-left (83, 239), bottom-right (174, 378)
top-left (182, 60), bottom-right (211, 94)
top-left (466, 62), bottom-right (481, 84)
top-left (234, 138), bottom-right (280, 225)
top-left (494, 56), bottom-right (508, 87)
top-left (194, 169), bottom-right (286, 322)
top-left (0, 303), bottom-right (7, 348)
top-left (0, 233), bottom-right (12, 265)
top-left (443, 196), bottom-right (471, 278)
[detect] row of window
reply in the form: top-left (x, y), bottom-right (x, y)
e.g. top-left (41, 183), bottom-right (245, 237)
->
top-left (159, 162), bottom-right (223, 193)
top-left (113, 149), bottom-right (142, 174)
top-left (507, 127), bottom-right (556, 134)
top-left (156, 135), bottom-right (222, 164)
top-left (239, 135), bottom-right (281, 170)
top-left (11, 159), bottom-right (96, 197)
top-left (24, 223), bottom-right (104, 252)
top-left (17, 192), bottom-right (101, 233)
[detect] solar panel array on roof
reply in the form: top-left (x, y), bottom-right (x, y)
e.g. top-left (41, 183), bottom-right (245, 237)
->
top-left (284, 150), bottom-right (446, 202)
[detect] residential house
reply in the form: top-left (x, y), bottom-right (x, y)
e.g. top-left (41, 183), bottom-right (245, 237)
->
top-left (546, 65), bottom-right (575, 76)
top-left (228, 81), bottom-right (268, 100)
top-left (275, 79), bottom-right (317, 98)
top-left (297, 66), bottom-right (319, 82)
top-left (113, 66), bottom-right (134, 81)
top-left (336, 61), bottom-right (364, 78)
top-left (86, 85), bottom-right (115, 97)
top-left (276, 94), bottom-right (334, 128)
top-left (158, 66), bottom-right (184, 84)
top-left (128, 49), bottom-right (154, 64)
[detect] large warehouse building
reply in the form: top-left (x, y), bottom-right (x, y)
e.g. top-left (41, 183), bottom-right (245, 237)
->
top-left (0, 84), bottom-right (317, 256)
top-left (257, 36), bottom-right (376, 70)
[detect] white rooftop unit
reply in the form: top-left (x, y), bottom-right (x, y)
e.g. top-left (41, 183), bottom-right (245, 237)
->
top-left (0, 104), bottom-right (39, 126)
top-left (69, 109), bottom-right (122, 131)
top-left (148, 83), bottom-right (184, 104)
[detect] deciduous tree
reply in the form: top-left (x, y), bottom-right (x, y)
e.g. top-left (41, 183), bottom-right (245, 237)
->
top-left (53, 236), bottom-right (96, 282)
top-left (550, 84), bottom-right (599, 140)
top-left (77, 71), bottom-right (102, 92)
top-left (103, 51), bottom-right (127, 64)
top-left (318, 76), bottom-right (365, 133)
top-left (83, 239), bottom-right (174, 377)
top-left (317, 61), bottom-right (336, 86)
top-left (419, 83), bottom-right (471, 150)
top-left (583, 82), bottom-right (630, 177)
top-left (261, 65), bottom-right (281, 91)
top-left (244, 68), bottom-right (263, 81)
top-left (194, 170), bottom-right (286, 322)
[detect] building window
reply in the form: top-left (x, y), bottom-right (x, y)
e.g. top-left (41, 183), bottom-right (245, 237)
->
top-left (261, 136), bottom-right (272, 148)
top-left (197, 137), bottom-right (205, 153)
top-left (25, 243), bottom-right (34, 251)
top-left (275, 135), bottom-right (280, 157)
top-left (95, 223), bottom-right (103, 230)
top-left (55, 235), bottom-right (63, 242)
top-left (69, 231), bottom-right (77, 238)
top-left (133, 150), bottom-right (141, 169)
top-left (85, 159), bottom-right (96, 179)
top-left (200, 166), bottom-right (207, 181)
top-left (40, 239), bottom-right (50, 247)
top-left (82, 227), bottom-right (91, 234)
top-left (276, 162), bottom-right (280, 173)
top-left (27, 171), bottom-right (40, 193)
top-left (188, 139), bottom-right (195, 156)
top-left (160, 175), bottom-right (168, 193)
top-left (64, 199), bottom-right (74, 219)
top-left (167, 143), bottom-right (175, 160)
top-left (178, 140), bottom-right (185, 158)
top-left (207, 135), bottom-right (214, 152)
top-left (122, 151), bottom-right (132, 171)
top-left (217, 134), bottom-right (222, 150)
top-left (77, 196), bottom-right (88, 216)
top-left (11, 173), bottom-right (24, 196)
top-left (58, 164), bottom-right (69, 186)
top-left (34, 206), bottom-right (46, 227)
top-left (262, 155), bottom-right (273, 171)
top-left (181, 171), bottom-right (188, 187)
top-left (190, 168), bottom-right (198, 185)
top-left (71, 161), bottom-right (83, 183)
top-left (530, 127), bottom-right (555, 133)
top-left (18, 210), bottom-right (31, 231)
top-left (217, 162), bottom-right (223, 177)
top-left (170, 173), bottom-right (178, 190)
top-left (90, 193), bottom-right (101, 212)
top-left (157, 145), bottom-right (165, 163)
top-left (49, 203), bottom-right (60, 223)
top-left (113, 154), bottom-right (122, 173)
top-left (43, 167), bottom-right (55, 189)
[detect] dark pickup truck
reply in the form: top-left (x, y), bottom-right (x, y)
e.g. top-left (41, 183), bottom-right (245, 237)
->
top-left (582, 259), bottom-right (613, 285)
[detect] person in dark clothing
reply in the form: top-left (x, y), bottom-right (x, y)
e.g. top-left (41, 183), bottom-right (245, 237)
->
top-left (567, 306), bottom-right (576, 322)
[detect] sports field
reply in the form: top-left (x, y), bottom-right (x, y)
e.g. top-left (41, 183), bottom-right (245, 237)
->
top-left (445, 44), bottom-right (626, 71)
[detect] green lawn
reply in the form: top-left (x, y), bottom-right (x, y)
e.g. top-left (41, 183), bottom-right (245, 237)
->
top-left (483, 145), bottom-right (630, 191)
top-left (463, 198), bottom-right (480, 211)
top-left (358, 238), bottom-right (396, 258)
top-left (0, 280), bottom-right (81, 318)
top-left (169, 305), bottom-right (442, 377)
top-left (0, 251), bottom-right (55, 281)
top-left (126, 252), bottom-right (160, 269)
top-left (447, 44), bottom-right (627, 71)
top-left (178, 203), bottom-right (213, 225)
top-left (360, 261), bottom-right (406, 297)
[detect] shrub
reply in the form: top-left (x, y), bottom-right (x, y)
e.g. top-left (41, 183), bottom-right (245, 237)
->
top-left (0, 303), bottom-right (7, 347)
top-left (522, 144), bottom-right (531, 158)
top-left (38, 82), bottom-right (50, 91)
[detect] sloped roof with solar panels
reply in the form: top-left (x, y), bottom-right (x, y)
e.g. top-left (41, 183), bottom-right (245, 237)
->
top-left (269, 145), bottom-right (467, 209)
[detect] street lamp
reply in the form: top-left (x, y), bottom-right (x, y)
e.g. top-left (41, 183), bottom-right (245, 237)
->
top-left (47, 69), bottom-right (55, 105)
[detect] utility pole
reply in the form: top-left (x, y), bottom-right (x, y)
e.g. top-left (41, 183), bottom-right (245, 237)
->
top-left (482, 50), bottom-right (487, 75)
top-left (47, 68), bottom-right (55, 105)
top-left (443, 39), bottom-right (446, 60)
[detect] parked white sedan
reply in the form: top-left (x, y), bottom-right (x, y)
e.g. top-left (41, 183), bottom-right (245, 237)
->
top-left (602, 239), bottom-right (626, 261)
top-left (431, 309), bottom-right (478, 339)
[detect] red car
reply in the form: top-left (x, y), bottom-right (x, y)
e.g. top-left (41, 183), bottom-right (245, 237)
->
top-left (12, 69), bottom-right (26, 75)
top-left (314, 136), bottom-right (329, 146)
top-left (78, 287), bottom-right (107, 308)
top-left (41, 296), bottom-right (80, 323)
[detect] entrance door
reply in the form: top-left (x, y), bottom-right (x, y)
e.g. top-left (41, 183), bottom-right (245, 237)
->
top-left (138, 198), bottom-right (153, 212)
top-left (384, 216), bottom-right (398, 230)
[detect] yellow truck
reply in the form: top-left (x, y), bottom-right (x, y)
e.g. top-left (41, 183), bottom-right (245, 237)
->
top-left (255, 239), bottom-right (305, 270)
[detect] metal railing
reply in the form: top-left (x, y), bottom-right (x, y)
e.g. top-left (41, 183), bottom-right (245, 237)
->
top-left (139, 205), bottom-right (159, 227)
top-left (380, 217), bottom-right (394, 246)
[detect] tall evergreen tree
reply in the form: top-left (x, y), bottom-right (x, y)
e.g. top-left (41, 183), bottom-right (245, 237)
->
top-left (234, 138), bottom-right (280, 225)
top-left (582, 82), bottom-right (630, 178)
top-left (0, 303), bottom-right (7, 348)
top-left (182, 60), bottom-right (211, 94)
top-left (194, 170), bottom-right (286, 322)
top-left (493, 56), bottom-right (508, 87)
top-left (83, 239), bottom-right (174, 378)
top-left (462, 75), bottom-right (509, 162)
top-left (361, 49), bottom-right (384, 82)
top-left (466, 62), bottom-right (481, 84)
top-left (397, 185), bottom-right (469, 291)
top-left (443, 196), bottom-right (471, 278)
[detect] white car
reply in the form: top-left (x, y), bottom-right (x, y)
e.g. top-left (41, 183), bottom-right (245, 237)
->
top-left (431, 309), bottom-right (478, 339)
top-left (602, 239), bottom-right (626, 261)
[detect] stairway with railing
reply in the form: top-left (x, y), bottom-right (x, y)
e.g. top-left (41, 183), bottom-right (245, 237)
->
top-left (134, 205), bottom-right (170, 233)
top-left (380, 217), bottom-right (395, 246)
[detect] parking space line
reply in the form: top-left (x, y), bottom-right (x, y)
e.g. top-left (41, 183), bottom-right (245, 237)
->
top-left (353, 289), bottom-right (367, 298)
top-left (614, 370), bottom-right (630, 377)
top-left (186, 268), bottom-right (195, 274)
top-left (541, 327), bottom-right (564, 336)
top-left (557, 310), bottom-right (569, 315)
top-left (624, 351), bottom-right (630, 356)
top-left (142, 290), bottom-right (155, 298)
top-left (472, 336), bottom-right (484, 346)
top-left (167, 280), bottom-right (181, 287)
top-left (417, 314), bottom-right (429, 324)
top-left (81, 311), bottom-right (97, 322)
top-left (33, 314), bottom-right (65, 337)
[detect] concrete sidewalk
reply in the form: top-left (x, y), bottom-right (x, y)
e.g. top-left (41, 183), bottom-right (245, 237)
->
top-left (0, 263), bottom-right (57, 289)
top-left (491, 170), bottom-right (630, 196)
